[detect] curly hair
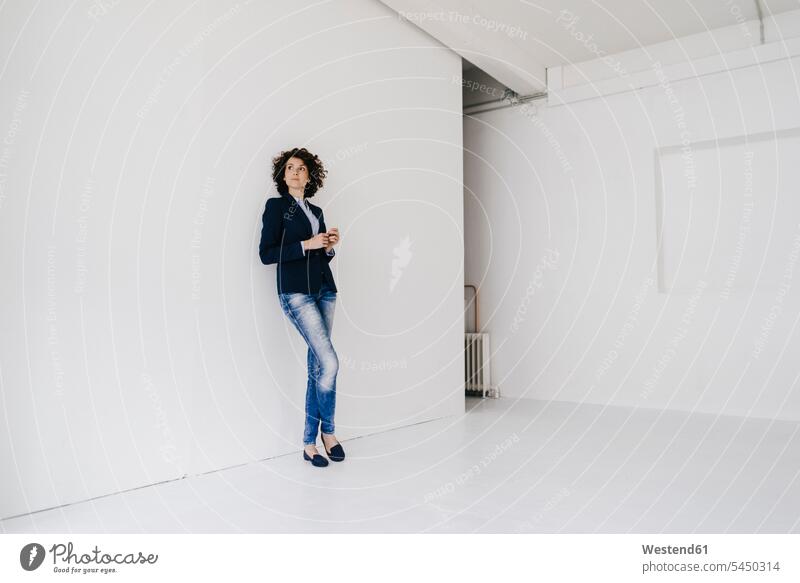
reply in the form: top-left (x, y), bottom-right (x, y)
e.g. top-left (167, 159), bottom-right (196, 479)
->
top-left (271, 147), bottom-right (327, 198)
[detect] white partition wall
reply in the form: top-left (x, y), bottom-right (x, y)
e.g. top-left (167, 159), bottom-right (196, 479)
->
top-left (0, 0), bottom-right (464, 519)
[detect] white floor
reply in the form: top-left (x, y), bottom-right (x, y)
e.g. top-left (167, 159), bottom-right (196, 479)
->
top-left (2, 397), bottom-right (799, 533)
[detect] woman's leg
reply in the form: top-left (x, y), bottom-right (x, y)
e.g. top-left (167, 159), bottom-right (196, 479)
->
top-left (315, 285), bottom-right (337, 436)
top-left (305, 347), bottom-right (321, 445)
top-left (279, 291), bottom-right (339, 446)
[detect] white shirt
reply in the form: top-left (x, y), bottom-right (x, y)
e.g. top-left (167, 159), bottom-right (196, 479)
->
top-left (291, 195), bottom-right (335, 257)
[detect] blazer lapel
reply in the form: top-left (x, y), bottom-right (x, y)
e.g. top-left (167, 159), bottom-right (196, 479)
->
top-left (281, 191), bottom-right (313, 236)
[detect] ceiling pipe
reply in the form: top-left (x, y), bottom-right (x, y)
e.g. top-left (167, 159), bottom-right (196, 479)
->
top-left (463, 88), bottom-right (548, 116)
top-left (755, 0), bottom-right (765, 44)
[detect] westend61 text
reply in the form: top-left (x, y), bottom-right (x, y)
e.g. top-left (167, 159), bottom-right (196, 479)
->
top-left (642, 544), bottom-right (708, 555)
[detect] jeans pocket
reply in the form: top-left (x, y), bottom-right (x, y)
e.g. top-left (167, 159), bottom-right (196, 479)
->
top-left (280, 292), bottom-right (304, 302)
top-left (279, 292), bottom-right (310, 315)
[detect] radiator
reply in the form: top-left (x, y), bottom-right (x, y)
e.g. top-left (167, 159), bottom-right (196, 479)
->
top-left (464, 333), bottom-right (497, 398)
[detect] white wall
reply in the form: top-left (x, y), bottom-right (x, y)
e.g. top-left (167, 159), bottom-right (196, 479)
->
top-left (0, 0), bottom-right (464, 519)
top-left (464, 46), bottom-right (800, 422)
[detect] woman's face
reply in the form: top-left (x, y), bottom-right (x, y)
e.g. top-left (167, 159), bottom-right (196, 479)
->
top-left (284, 156), bottom-right (309, 190)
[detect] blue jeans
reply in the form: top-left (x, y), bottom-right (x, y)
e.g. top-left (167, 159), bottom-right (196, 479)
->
top-left (278, 279), bottom-right (339, 446)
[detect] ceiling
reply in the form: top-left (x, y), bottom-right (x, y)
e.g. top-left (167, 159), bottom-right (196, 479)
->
top-left (379, 0), bottom-right (800, 94)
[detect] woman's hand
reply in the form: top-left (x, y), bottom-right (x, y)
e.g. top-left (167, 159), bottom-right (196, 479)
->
top-left (325, 227), bottom-right (339, 251)
top-left (303, 233), bottom-right (329, 250)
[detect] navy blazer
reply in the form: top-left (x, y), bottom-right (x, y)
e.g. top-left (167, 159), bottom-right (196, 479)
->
top-left (259, 191), bottom-right (338, 294)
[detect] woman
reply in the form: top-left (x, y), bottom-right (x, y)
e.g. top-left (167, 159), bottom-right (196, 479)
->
top-left (259, 147), bottom-right (344, 468)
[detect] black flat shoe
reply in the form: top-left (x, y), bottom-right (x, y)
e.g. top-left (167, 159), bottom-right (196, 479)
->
top-left (303, 450), bottom-right (328, 467)
top-left (324, 442), bottom-right (345, 462)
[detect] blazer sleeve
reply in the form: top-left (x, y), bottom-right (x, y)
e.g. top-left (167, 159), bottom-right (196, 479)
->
top-left (259, 198), bottom-right (306, 265)
top-left (319, 209), bottom-right (336, 262)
